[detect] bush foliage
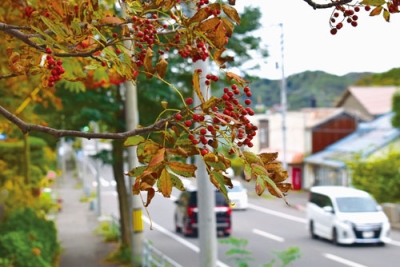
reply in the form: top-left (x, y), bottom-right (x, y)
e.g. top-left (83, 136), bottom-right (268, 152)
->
top-left (0, 208), bottom-right (60, 267)
top-left (347, 150), bottom-right (400, 203)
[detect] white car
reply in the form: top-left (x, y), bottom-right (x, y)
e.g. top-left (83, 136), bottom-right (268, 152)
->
top-left (227, 179), bottom-right (248, 210)
top-left (307, 186), bottom-right (391, 245)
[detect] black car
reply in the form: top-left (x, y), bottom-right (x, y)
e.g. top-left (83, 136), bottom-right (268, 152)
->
top-left (174, 186), bottom-right (232, 237)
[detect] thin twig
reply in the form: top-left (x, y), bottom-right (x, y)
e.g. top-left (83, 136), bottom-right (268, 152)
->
top-left (303, 0), bottom-right (353, 9)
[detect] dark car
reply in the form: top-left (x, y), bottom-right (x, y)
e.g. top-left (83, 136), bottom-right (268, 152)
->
top-left (174, 186), bottom-right (232, 237)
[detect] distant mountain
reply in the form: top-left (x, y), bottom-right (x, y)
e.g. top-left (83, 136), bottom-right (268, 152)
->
top-left (250, 70), bottom-right (372, 111)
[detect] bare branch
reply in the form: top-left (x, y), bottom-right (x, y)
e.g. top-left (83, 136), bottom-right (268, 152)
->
top-left (0, 73), bottom-right (20, 79)
top-left (303, 0), bottom-right (353, 9)
top-left (0, 104), bottom-right (171, 140)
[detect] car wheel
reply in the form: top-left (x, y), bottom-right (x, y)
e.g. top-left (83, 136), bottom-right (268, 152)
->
top-left (174, 215), bottom-right (181, 233)
top-left (332, 228), bottom-right (339, 246)
top-left (309, 221), bottom-right (317, 239)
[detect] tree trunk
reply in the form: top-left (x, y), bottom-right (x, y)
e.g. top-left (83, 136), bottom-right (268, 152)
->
top-left (111, 139), bottom-right (131, 247)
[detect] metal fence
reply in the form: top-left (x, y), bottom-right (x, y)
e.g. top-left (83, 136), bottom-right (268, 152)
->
top-left (142, 239), bottom-right (183, 267)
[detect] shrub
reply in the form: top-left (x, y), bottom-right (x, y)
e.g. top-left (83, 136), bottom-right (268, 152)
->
top-left (0, 208), bottom-right (60, 267)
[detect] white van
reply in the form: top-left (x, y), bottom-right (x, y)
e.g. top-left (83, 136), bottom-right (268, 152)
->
top-left (307, 186), bottom-right (391, 245)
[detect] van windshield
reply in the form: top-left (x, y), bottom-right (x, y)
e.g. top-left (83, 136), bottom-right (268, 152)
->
top-left (336, 197), bottom-right (378, 213)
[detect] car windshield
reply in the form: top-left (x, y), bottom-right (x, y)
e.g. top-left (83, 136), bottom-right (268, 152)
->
top-left (336, 197), bottom-right (378, 213)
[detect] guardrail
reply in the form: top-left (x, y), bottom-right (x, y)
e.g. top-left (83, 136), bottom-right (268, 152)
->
top-left (142, 239), bottom-right (183, 267)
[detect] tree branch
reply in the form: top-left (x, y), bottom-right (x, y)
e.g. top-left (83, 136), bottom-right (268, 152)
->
top-left (303, 0), bottom-right (353, 9)
top-left (0, 104), bottom-right (171, 140)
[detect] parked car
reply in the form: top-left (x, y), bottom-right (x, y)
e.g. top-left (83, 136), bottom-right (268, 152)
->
top-left (174, 186), bottom-right (232, 237)
top-left (227, 179), bottom-right (248, 210)
top-left (307, 186), bottom-right (391, 246)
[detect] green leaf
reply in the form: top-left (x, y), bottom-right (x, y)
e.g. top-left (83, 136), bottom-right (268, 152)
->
top-left (93, 67), bottom-right (109, 83)
top-left (60, 80), bottom-right (85, 93)
top-left (211, 171), bottom-right (230, 203)
top-left (170, 173), bottom-right (185, 191)
top-left (40, 16), bottom-right (69, 39)
top-left (167, 162), bottom-right (197, 177)
top-left (71, 20), bottom-right (82, 35)
top-left (360, 0), bottom-right (385, 6)
top-left (124, 135), bottom-right (145, 147)
top-left (126, 165), bottom-right (146, 177)
top-left (242, 151), bottom-right (262, 165)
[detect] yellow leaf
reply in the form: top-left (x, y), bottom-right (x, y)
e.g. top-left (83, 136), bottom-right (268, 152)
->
top-left (212, 21), bottom-right (226, 49)
top-left (204, 152), bottom-right (218, 163)
top-left (226, 72), bottom-right (251, 87)
top-left (221, 17), bottom-right (234, 37)
top-left (222, 4), bottom-right (241, 25)
top-left (193, 69), bottom-right (205, 103)
top-left (124, 135), bottom-right (145, 147)
top-left (259, 152), bottom-right (279, 164)
top-left (243, 151), bottom-right (262, 164)
top-left (144, 47), bottom-right (155, 78)
top-left (383, 8), bottom-right (390, 22)
top-left (159, 168), bottom-right (172, 197)
top-left (197, 17), bottom-right (220, 32)
top-left (149, 148), bottom-right (165, 167)
top-left (201, 95), bottom-right (220, 113)
top-left (155, 56), bottom-right (168, 78)
top-left (99, 16), bottom-right (125, 24)
top-left (189, 7), bottom-right (210, 25)
top-left (167, 161), bottom-right (197, 177)
top-left (370, 5), bottom-right (383, 16)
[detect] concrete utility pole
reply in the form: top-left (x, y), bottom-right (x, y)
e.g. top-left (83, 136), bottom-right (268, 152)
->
top-left (121, 3), bottom-right (143, 266)
top-left (193, 59), bottom-right (217, 267)
top-left (93, 122), bottom-right (102, 217)
top-left (279, 23), bottom-right (288, 170)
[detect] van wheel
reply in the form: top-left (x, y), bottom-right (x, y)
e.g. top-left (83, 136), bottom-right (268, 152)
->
top-left (332, 228), bottom-right (339, 246)
top-left (309, 221), bottom-right (317, 239)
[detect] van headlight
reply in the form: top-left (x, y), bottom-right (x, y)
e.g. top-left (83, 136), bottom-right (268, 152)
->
top-left (339, 220), bottom-right (354, 228)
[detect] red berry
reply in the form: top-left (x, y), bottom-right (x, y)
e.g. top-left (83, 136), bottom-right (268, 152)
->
top-left (330, 28), bottom-right (338, 35)
top-left (112, 32), bottom-right (118, 38)
top-left (45, 47), bottom-right (52, 54)
top-left (184, 120), bottom-right (192, 127)
top-left (336, 23), bottom-right (343, 30)
top-left (244, 99), bottom-right (252, 105)
top-left (365, 5), bottom-right (371, 11)
top-left (231, 84), bottom-right (237, 90)
top-left (116, 48), bottom-right (121, 54)
top-left (175, 113), bottom-right (182, 120)
top-left (200, 128), bottom-right (207, 135)
top-left (185, 97), bottom-right (194, 105)
top-left (201, 148), bottom-right (209, 156)
top-left (351, 21), bottom-right (358, 27)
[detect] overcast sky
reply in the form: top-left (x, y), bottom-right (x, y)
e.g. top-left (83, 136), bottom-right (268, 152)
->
top-left (234, 0), bottom-right (400, 80)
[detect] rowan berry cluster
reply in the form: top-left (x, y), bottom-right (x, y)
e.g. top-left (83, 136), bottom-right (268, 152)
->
top-left (45, 48), bottom-right (64, 87)
top-left (329, 5), bottom-right (365, 35)
top-left (174, 75), bottom-right (256, 157)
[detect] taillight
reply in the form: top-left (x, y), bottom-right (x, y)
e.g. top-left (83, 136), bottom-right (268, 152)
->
top-left (226, 207), bottom-right (232, 216)
top-left (187, 206), bottom-right (196, 217)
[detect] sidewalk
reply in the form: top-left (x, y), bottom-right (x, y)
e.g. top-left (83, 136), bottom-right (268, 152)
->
top-left (55, 170), bottom-right (121, 267)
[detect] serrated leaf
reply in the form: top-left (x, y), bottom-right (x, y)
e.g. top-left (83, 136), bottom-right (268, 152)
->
top-left (201, 95), bottom-right (220, 113)
top-left (166, 147), bottom-right (188, 158)
top-left (221, 17), bottom-right (234, 37)
top-left (144, 48), bottom-right (155, 78)
top-left (259, 152), bottom-right (279, 164)
top-left (255, 176), bottom-right (266, 196)
top-left (126, 165), bottom-right (147, 177)
top-left (222, 4), bottom-right (241, 24)
top-left (40, 16), bottom-right (69, 39)
top-left (167, 161), bottom-right (197, 177)
top-left (210, 171), bottom-right (230, 203)
top-left (159, 168), bottom-right (172, 197)
top-left (144, 187), bottom-right (155, 207)
top-left (251, 163), bottom-right (268, 176)
top-left (170, 173), bottom-right (185, 191)
top-left (383, 8), bottom-right (390, 22)
top-left (156, 56), bottom-right (168, 78)
top-left (124, 135), bottom-right (145, 147)
top-left (189, 7), bottom-right (210, 25)
top-left (61, 80), bottom-right (86, 93)
top-left (148, 148), bottom-right (165, 167)
top-left (197, 17), bottom-right (220, 32)
top-left (360, 0), bottom-right (385, 6)
top-left (193, 70), bottom-right (205, 104)
top-left (226, 72), bottom-right (251, 87)
top-left (243, 151), bottom-right (262, 164)
top-left (99, 16), bottom-right (125, 24)
top-left (205, 159), bottom-right (227, 171)
top-left (243, 164), bottom-right (252, 181)
top-left (370, 5), bottom-right (383, 16)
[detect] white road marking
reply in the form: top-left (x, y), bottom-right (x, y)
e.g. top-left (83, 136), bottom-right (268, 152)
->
top-left (389, 239), bottom-right (400, 247)
top-left (142, 216), bottom-right (230, 267)
top-left (248, 203), bottom-right (307, 224)
top-left (324, 253), bottom-right (368, 267)
top-left (252, 228), bottom-right (284, 242)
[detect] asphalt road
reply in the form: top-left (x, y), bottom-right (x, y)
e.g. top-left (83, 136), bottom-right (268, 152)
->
top-left (78, 140), bottom-right (400, 267)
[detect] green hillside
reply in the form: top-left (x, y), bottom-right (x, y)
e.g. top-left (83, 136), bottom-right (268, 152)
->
top-left (250, 71), bottom-right (371, 111)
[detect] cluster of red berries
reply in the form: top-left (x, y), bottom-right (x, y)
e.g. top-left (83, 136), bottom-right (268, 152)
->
top-left (174, 80), bottom-right (256, 156)
top-left (178, 40), bottom-right (211, 62)
top-left (196, 0), bottom-right (210, 8)
top-left (45, 48), bottom-right (64, 87)
top-left (329, 5), bottom-right (366, 35)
